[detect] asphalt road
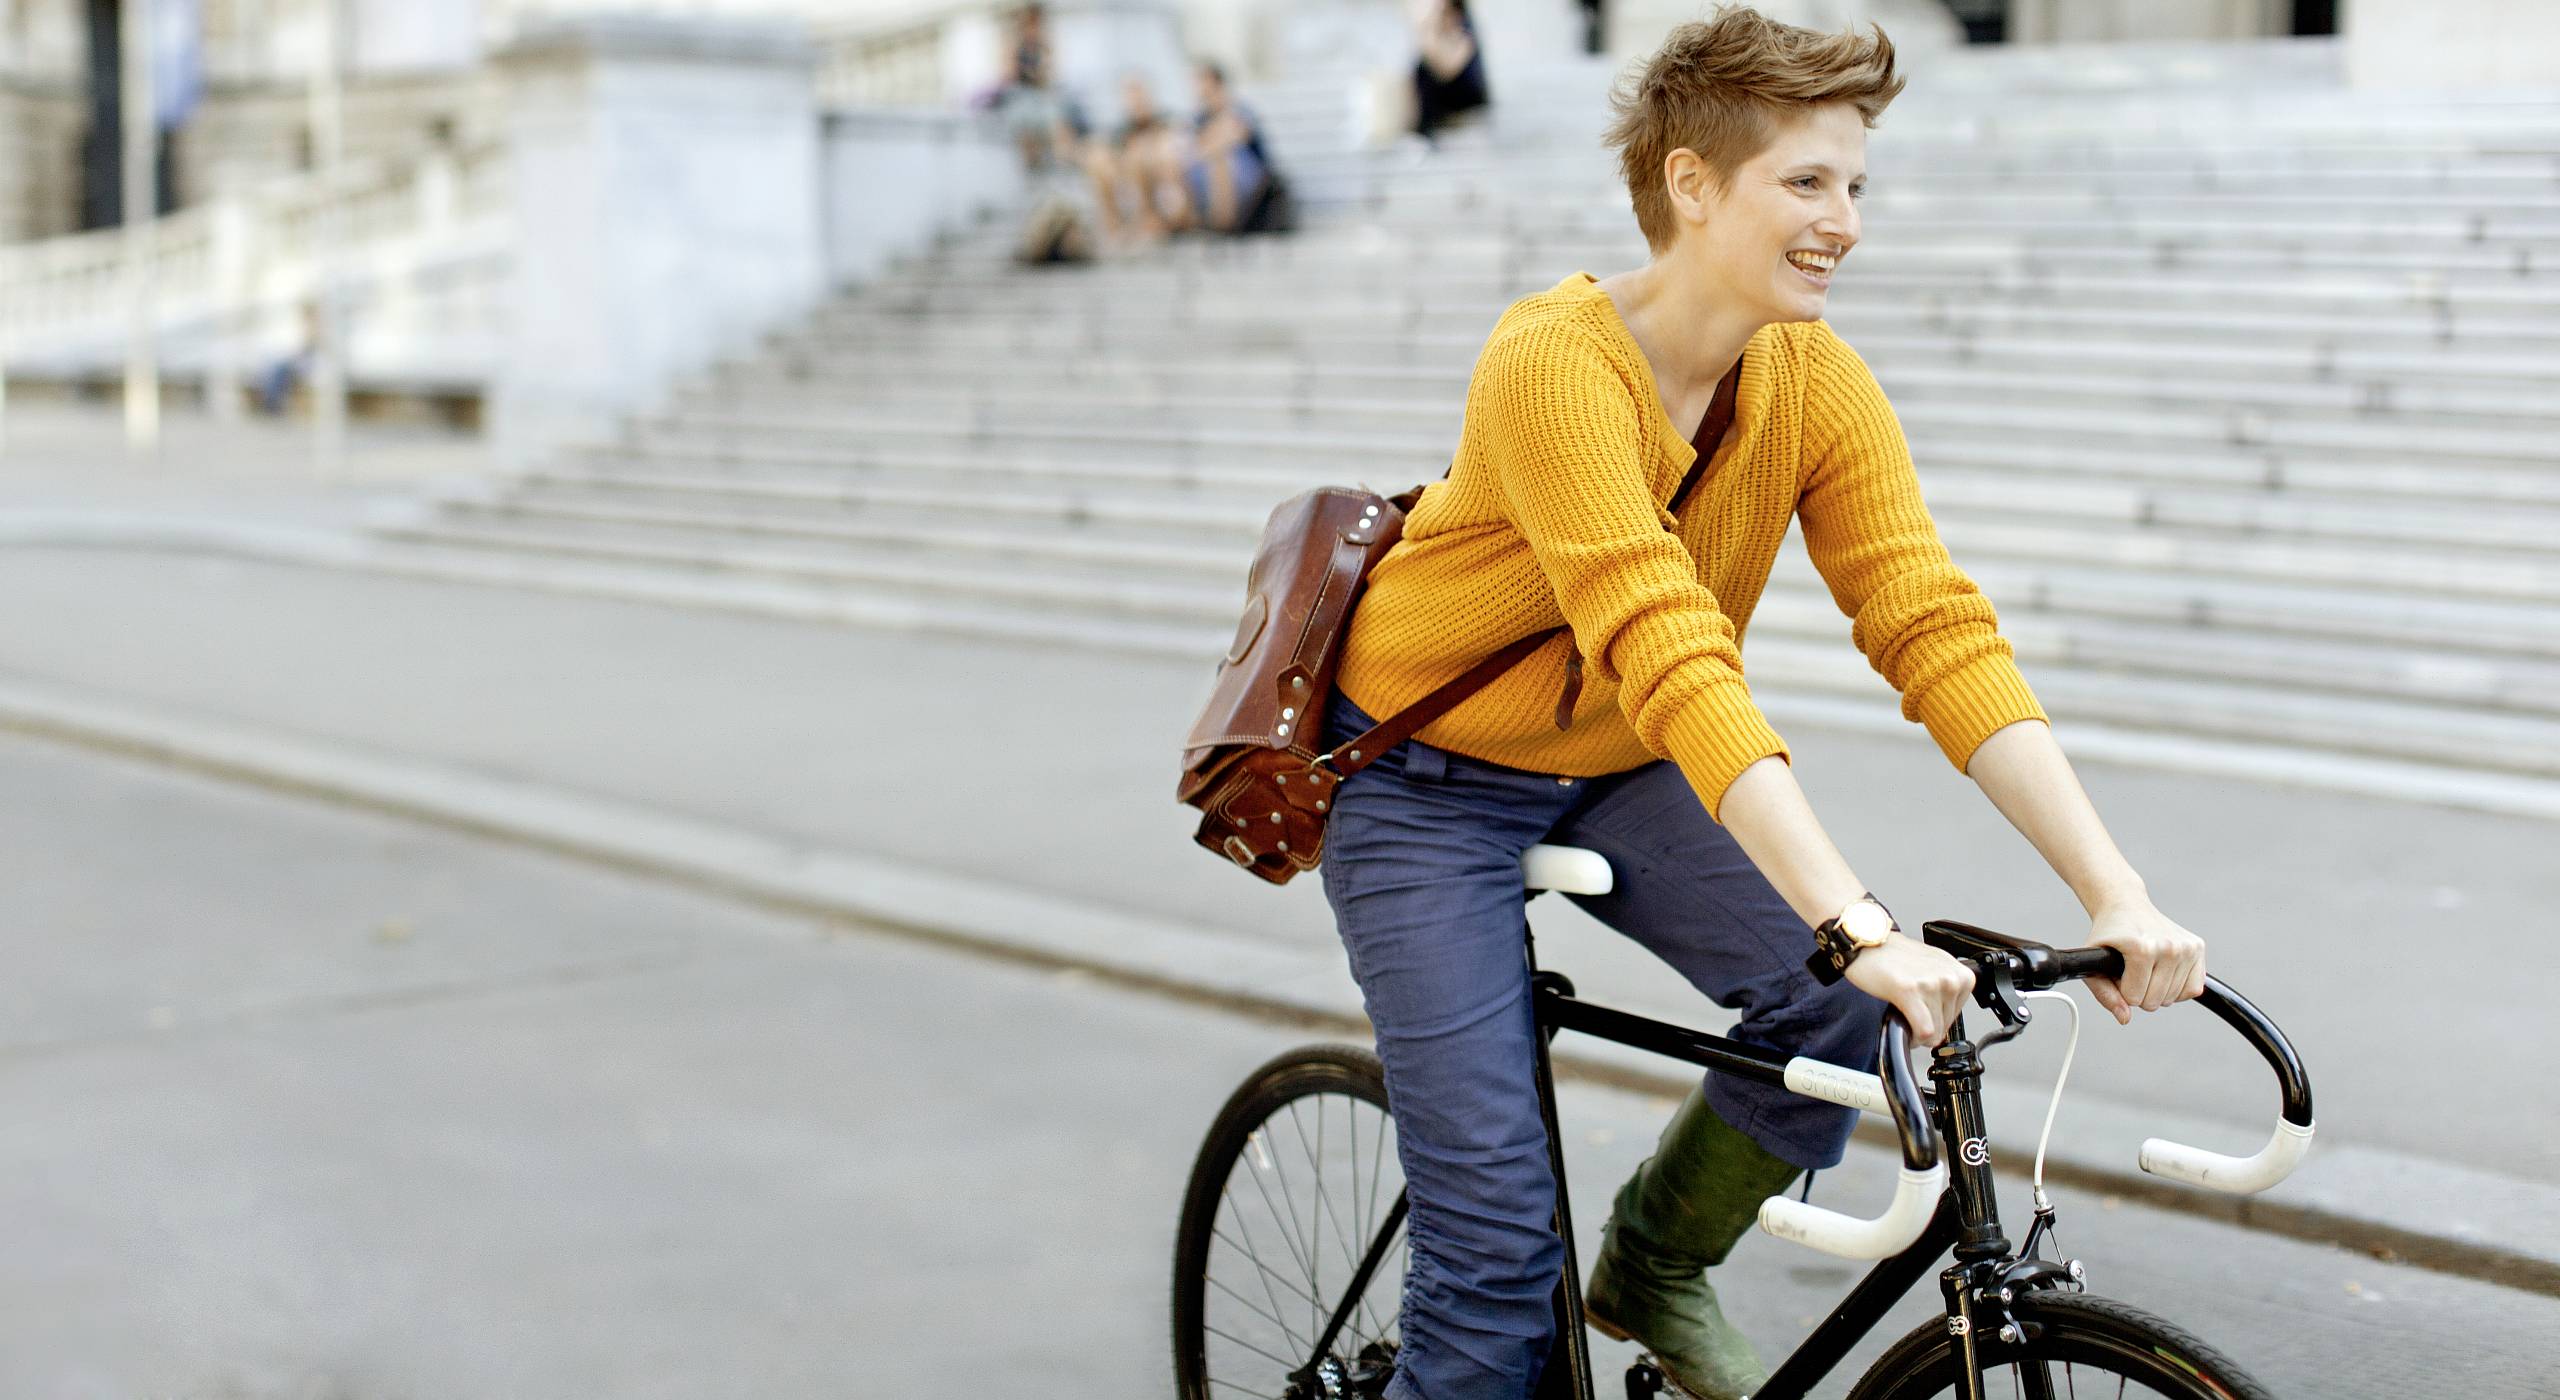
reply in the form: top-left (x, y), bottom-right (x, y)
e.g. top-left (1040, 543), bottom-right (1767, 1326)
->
top-left (0, 547), bottom-right (2550, 1188)
top-left (2, 730), bottom-right (2554, 1397)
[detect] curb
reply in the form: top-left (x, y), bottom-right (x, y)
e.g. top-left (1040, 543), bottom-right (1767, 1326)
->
top-left (0, 671), bottom-right (2553, 1298)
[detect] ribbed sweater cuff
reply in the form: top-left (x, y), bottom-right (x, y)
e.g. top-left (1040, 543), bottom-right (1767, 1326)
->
top-left (1662, 683), bottom-right (1791, 825)
top-left (1915, 652), bottom-right (2049, 774)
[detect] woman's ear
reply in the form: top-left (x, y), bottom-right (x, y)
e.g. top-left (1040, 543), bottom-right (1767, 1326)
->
top-left (1661, 147), bottom-right (1713, 237)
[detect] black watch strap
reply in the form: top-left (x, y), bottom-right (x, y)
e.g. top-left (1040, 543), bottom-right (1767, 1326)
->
top-left (1804, 892), bottom-right (1897, 987)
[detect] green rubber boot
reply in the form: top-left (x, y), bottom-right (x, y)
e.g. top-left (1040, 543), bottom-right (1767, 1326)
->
top-left (1584, 1085), bottom-right (1805, 1400)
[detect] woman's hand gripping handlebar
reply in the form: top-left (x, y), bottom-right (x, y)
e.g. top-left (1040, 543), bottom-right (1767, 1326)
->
top-left (1756, 1014), bottom-right (1945, 1260)
top-left (1929, 920), bottom-right (2318, 1196)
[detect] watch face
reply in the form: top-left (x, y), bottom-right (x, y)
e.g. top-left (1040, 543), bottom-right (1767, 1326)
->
top-left (1842, 900), bottom-right (1894, 947)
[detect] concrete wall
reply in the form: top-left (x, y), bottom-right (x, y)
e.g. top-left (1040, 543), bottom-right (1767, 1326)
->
top-left (2343, 0), bottom-right (2560, 89)
top-left (820, 107), bottom-right (1019, 288)
top-left (490, 15), bottom-right (825, 467)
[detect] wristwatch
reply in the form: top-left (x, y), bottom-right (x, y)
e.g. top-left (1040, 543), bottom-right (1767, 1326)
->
top-left (1805, 892), bottom-right (1898, 986)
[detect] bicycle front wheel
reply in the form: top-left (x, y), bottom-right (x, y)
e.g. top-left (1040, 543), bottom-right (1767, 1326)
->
top-left (1171, 1044), bottom-right (1408, 1400)
top-left (1848, 1291), bottom-right (2276, 1400)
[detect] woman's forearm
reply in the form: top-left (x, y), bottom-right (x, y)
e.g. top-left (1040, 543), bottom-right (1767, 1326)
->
top-left (1963, 719), bottom-right (2149, 915)
top-left (1713, 754), bottom-right (1869, 928)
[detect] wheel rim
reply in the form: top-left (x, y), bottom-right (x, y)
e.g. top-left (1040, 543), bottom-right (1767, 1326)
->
top-left (1917, 1321), bottom-right (2251, 1399)
top-left (1198, 1087), bottom-right (1408, 1400)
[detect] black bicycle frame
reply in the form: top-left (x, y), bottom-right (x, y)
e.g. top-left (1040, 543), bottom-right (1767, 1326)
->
top-left (1528, 960), bottom-right (2012, 1400)
top-left (1290, 929), bottom-right (2016, 1400)
top-left (1282, 919), bottom-right (2308, 1400)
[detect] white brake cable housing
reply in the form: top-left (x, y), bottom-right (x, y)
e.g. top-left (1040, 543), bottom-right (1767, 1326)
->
top-left (2017, 989), bottom-right (2082, 1213)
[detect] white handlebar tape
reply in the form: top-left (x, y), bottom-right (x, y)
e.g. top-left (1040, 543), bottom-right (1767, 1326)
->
top-left (2139, 1117), bottom-right (2315, 1194)
top-left (1757, 1164), bottom-right (1946, 1260)
top-left (1781, 1056), bottom-right (1892, 1117)
top-left (1519, 844), bottom-right (1614, 895)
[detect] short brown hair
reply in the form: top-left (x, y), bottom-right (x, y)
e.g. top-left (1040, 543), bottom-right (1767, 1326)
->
top-left (1604, 6), bottom-right (1906, 253)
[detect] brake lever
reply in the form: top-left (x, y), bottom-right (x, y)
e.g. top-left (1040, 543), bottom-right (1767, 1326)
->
top-left (1969, 954), bottom-right (2033, 1052)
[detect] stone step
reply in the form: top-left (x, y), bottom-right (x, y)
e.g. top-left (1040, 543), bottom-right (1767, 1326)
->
top-left (559, 443), bottom-right (2560, 605)
top-left (792, 298), bottom-right (2560, 357)
top-left (697, 360), bottom-right (2560, 441)
top-left (864, 247), bottom-right (2560, 299)
top-left (1308, 196), bottom-right (2560, 250)
top-left (1308, 170), bottom-right (2560, 227)
top-left (1275, 150), bottom-right (2560, 198)
top-left (634, 402), bottom-right (2560, 485)
top-left (606, 395), bottom-right (2560, 509)
top-left (415, 499), bottom-right (2560, 697)
top-left (374, 513), bottom-right (2560, 775)
top-left (911, 223), bottom-right (2555, 283)
top-left (846, 267), bottom-right (2560, 326)
top-left (775, 332), bottom-right (2560, 404)
top-left (479, 471), bottom-right (2560, 660)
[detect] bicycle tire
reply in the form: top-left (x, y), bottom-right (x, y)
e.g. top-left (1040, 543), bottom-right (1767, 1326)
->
top-left (1172, 1043), bottom-right (1407, 1400)
top-left (1846, 1290), bottom-right (2277, 1400)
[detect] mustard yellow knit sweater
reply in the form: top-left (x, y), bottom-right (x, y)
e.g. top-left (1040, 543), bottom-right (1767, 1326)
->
top-left (1336, 272), bottom-right (2048, 821)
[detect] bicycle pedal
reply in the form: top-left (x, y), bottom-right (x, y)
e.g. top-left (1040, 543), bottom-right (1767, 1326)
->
top-left (1624, 1357), bottom-right (1725, 1400)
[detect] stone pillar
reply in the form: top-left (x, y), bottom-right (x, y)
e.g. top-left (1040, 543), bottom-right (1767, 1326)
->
top-left (2343, 0), bottom-right (2560, 89)
top-left (490, 14), bottom-right (824, 468)
top-left (820, 108), bottom-right (1020, 288)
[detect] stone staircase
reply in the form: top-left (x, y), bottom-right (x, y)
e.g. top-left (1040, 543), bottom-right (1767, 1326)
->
top-left (370, 47), bottom-right (2560, 805)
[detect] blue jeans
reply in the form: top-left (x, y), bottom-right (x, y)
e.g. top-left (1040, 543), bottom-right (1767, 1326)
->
top-left (1317, 690), bottom-right (1885, 1400)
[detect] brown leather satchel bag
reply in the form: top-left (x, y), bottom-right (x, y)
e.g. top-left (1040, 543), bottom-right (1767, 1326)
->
top-left (1176, 355), bottom-right (1742, 885)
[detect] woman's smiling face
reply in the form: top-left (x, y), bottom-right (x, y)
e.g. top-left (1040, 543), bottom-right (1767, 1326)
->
top-left (1671, 100), bottom-right (1868, 325)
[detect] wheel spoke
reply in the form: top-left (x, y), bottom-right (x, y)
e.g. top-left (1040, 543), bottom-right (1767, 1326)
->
top-left (1237, 1130), bottom-right (1322, 1288)
top-left (1213, 1219), bottom-right (1327, 1313)
top-left (1206, 1267), bottom-right (1308, 1349)
top-left (1294, 1099), bottom-right (1370, 1319)
top-left (1206, 1380), bottom-right (1282, 1400)
top-left (1203, 1321), bottom-right (1301, 1371)
top-left (1215, 1194), bottom-right (1313, 1350)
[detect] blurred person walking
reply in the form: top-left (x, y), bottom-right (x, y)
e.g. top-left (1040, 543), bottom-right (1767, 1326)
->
top-left (1311, 8), bottom-right (2211, 1398)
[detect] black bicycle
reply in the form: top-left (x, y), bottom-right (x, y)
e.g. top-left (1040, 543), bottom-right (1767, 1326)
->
top-left (1172, 843), bottom-right (2315, 1400)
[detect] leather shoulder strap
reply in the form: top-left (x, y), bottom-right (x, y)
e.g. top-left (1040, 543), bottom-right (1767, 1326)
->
top-left (1666, 350), bottom-right (1746, 517)
top-left (1327, 627), bottom-right (1567, 778)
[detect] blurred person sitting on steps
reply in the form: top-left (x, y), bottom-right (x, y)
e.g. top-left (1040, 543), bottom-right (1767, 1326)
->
top-left (1076, 73), bottom-right (1182, 248)
top-left (1314, 8), bottom-right (2210, 1398)
top-left (1137, 61), bottom-right (1277, 236)
top-left (1410, 0), bottom-right (1492, 142)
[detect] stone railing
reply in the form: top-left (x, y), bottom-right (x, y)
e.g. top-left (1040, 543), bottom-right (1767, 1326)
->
top-left (0, 143), bottom-right (507, 350)
top-left (818, 10), bottom-right (971, 108)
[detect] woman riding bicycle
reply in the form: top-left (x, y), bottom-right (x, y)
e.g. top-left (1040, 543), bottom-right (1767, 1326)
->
top-left (1316, 9), bottom-right (2210, 1398)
